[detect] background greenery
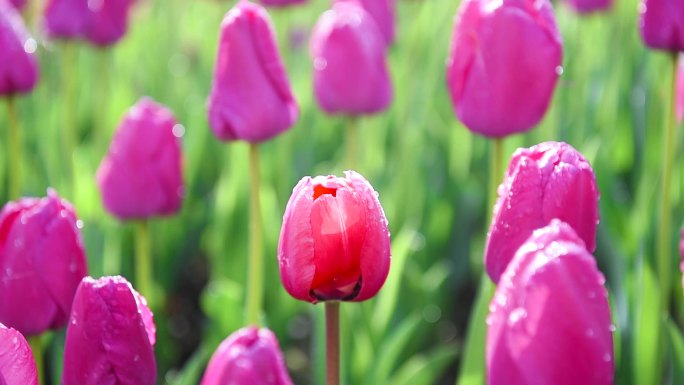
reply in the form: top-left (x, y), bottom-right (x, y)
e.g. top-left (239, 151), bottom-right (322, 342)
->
top-left (2, 0), bottom-right (683, 383)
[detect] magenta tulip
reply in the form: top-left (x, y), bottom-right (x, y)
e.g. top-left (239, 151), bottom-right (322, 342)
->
top-left (677, 54), bottom-right (683, 123)
top-left (0, 322), bottom-right (38, 385)
top-left (0, 0), bottom-right (39, 96)
top-left (639, 0), bottom-right (684, 52)
top-left (485, 141), bottom-right (599, 284)
top-left (446, 0), bottom-right (563, 137)
top-left (97, 97), bottom-right (184, 220)
top-left (8, 0), bottom-right (26, 10)
top-left (334, 0), bottom-right (395, 45)
top-left (565, 0), bottom-right (612, 13)
top-left (487, 220), bottom-right (614, 385)
top-left (207, 0), bottom-right (298, 143)
top-left (201, 327), bottom-right (293, 385)
top-left (62, 276), bottom-right (156, 385)
top-left (260, 0), bottom-right (306, 8)
top-left (278, 171), bottom-right (390, 303)
top-left (0, 190), bottom-right (88, 336)
top-left (43, 0), bottom-right (133, 46)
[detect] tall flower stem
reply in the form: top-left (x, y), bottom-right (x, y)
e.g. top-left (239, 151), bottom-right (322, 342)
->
top-left (489, 138), bottom-right (504, 220)
top-left (28, 335), bottom-right (43, 385)
top-left (657, 52), bottom-right (679, 312)
top-left (326, 301), bottom-right (340, 385)
top-left (97, 48), bottom-right (110, 154)
top-left (346, 117), bottom-right (358, 170)
top-left (7, 96), bottom-right (21, 199)
top-left (62, 42), bottom-right (77, 198)
top-left (246, 143), bottom-right (264, 326)
top-left (135, 219), bottom-right (152, 306)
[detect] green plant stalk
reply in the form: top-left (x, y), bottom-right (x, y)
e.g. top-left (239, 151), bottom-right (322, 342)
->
top-left (62, 42), bottom-right (76, 198)
top-left (657, 52), bottom-right (678, 313)
top-left (7, 96), bottom-right (20, 199)
top-left (346, 117), bottom-right (358, 170)
top-left (489, 138), bottom-right (504, 221)
top-left (28, 335), bottom-right (43, 385)
top-left (326, 301), bottom-right (340, 385)
top-left (135, 219), bottom-right (153, 307)
top-left (97, 48), bottom-right (110, 154)
top-left (246, 143), bottom-right (264, 326)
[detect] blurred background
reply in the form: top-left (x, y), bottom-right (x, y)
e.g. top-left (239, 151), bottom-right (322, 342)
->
top-left (2, 0), bottom-right (683, 383)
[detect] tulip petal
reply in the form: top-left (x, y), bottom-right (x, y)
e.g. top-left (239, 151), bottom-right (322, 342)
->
top-left (0, 323), bottom-right (38, 385)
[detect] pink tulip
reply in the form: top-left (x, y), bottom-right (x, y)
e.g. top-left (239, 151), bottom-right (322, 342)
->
top-left (8, 0), bottom-right (26, 11)
top-left (639, 0), bottom-right (684, 52)
top-left (278, 171), bottom-right (391, 303)
top-left (207, 0), bottom-right (299, 143)
top-left (565, 0), bottom-right (612, 13)
top-left (487, 220), bottom-right (614, 385)
top-left (62, 276), bottom-right (156, 385)
top-left (0, 322), bottom-right (38, 385)
top-left (677, 54), bottom-right (683, 123)
top-left (43, 0), bottom-right (134, 46)
top-left (43, 0), bottom-right (89, 40)
top-left (97, 97), bottom-right (184, 220)
top-left (446, 0), bottom-right (563, 137)
top-left (0, 0), bottom-right (39, 96)
top-left (334, 0), bottom-right (395, 45)
top-left (201, 327), bottom-right (293, 385)
top-left (485, 141), bottom-right (599, 284)
top-left (0, 190), bottom-right (88, 336)
top-left (260, 0), bottom-right (306, 8)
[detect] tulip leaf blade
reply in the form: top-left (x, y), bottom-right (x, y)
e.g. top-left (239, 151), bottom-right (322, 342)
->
top-left (389, 346), bottom-right (458, 385)
top-left (370, 313), bottom-right (423, 384)
top-left (455, 276), bottom-right (494, 385)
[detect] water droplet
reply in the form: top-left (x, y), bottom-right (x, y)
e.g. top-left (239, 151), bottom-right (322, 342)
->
top-left (603, 353), bottom-right (612, 362)
top-left (509, 308), bottom-right (527, 324)
top-left (76, 220), bottom-right (84, 229)
top-left (12, 336), bottom-right (17, 345)
top-left (172, 124), bottom-right (185, 138)
top-left (23, 38), bottom-right (37, 54)
top-left (555, 65), bottom-right (564, 75)
top-left (585, 328), bottom-right (595, 338)
top-left (20, 214), bottom-right (27, 224)
top-left (71, 318), bottom-right (77, 325)
top-left (60, 209), bottom-right (68, 218)
top-left (609, 324), bottom-right (617, 332)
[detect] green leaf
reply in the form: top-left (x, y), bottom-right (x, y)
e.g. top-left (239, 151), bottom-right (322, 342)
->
top-left (668, 319), bottom-right (684, 384)
top-left (456, 277), bottom-right (494, 385)
top-left (370, 314), bottom-right (423, 384)
top-left (390, 346), bottom-right (458, 385)
top-left (633, 261), bottom-right (663, 385)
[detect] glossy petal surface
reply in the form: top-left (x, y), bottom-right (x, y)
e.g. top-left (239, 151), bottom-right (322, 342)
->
top-left (0, 323), bottom-right (38, 385)
top-left (0, 1), bottom-right (38, 95)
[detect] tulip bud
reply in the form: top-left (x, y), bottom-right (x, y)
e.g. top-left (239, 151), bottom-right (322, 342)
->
top-left (487, 220), bottom-right (614, 385)
top-left (260, 0), bottom-right (306, 8)
top-left (446, 0), bottom-right (563, 137)
top-left (638, 0), bottom-right (684, 52)
top-left (44, 0), bottom-right (133, 46)
top-left (564, 0), bottom-right (612, 14)
top-left (201, 327), bottom-right (293, 385)
top-left (0, 189), bottom-right (88, 336)
top-left (677, 54), bottom-right (683, 123)
top-left (278, 171), bottom-right (391, 303)
top-left (485, 141), bottom-right (599, 284)
top-left (97, 97), bottom-right (184, 220)
top-left (62, 276), bottom-right (156, 385)
top-left (0, 322), bottom-right (38, 385)
top-left (310, 2), bottom-right (392, 115)
top-left (334, 0), bottom-right (395, 45)
top-left (43, 0), bottom-right (89, 41)
top-left (0, 0), bottom-right (39, 96)
top-left (207, 0), bottom-right (299, 143)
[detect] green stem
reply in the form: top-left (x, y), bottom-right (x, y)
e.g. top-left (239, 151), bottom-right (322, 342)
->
top-left (62, 42), bottom-right (76, 198)
top-left (246, 143), bottom-right (264, 326)
top-left (28, 335), bottom-right (43, 385)
top-left (7, 96), bottom-right (21, 200)
top-left (488, 138), bottom-right (504, 223)
top-left (97, 48), bottom-right (110, 154)
top-left (657, 52), bottom-right (679, 313)
top-left (326, 302), bottom-right (340, 385)
top-left (135, 219), bottom-right (153, 307)
top-left (346, 117), bottom-right (358, 170)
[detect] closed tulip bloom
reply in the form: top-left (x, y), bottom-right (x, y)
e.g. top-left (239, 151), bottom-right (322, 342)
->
top-left (63, 276), bottom-right (156, 385)
top-left (0, 323), bottom-right (38, 385)
top-left (8, 0), bottom-right (26, 11)
top-left (487, 220), bottom-right (614, 385)
top-left (485, 141), bottom-right (599, 284)
top-left (310, 2), bottom-right (392, 115)
top-left (207, 1), bottom-right (299, 143)
top-left (335, 0), bottom-right (395, 45)
top-left (0, 190), bottom-right (88, 336)
top-left (278, 171), bottom-right (390, 303)
top-left (201, 327), bottom-right (293, 385)
top-left (260, 0), bottom-right (306, 8)
top-left (446, 0), bottom-right (562, 137)
top-left (83, 0), bottom-right (134, 47)
top-left (97, 97), bottom-right (184, 220)
top-left (565, 0), bottom-right (612, 13)
top-left (43, 0), bottom-right (90, 41)
top-left (0, 0), bottom-right (39, 96)
top-left (639, 0), bottom-right (684, 52)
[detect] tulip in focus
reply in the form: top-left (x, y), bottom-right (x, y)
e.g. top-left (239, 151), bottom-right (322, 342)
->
top-left (260, 0), bottom-right (306, 8)
top-left (62, 276), bottom-right (156, 385)
top-left (207, 0), bottom-right (299, 142)
top-left (0, 0), bottom-right (39, 96)
top-left (0, 322), bottom-right (38, 385)
top-left (639, 0), bottom-right (684, 52)
top-left (44, 0), bottom-right (134, 46)
top-left (97, 97), bottom-right (184, 220)
top-left (487, 220), bottom-right (614, 385)
top-left (446, 0), bottom-right (563, 137)
top-left (201, 326), bottom-right (293, 385)
top-left (485, 141), bottom-right (599, 284)
top-left (564, 0), bottom-right (612, 13)
top-left (278, 171), bottom-right (391, 303)
top-left (334, 0), bottom-right (395, 45)
top-left (0, 189), bottom-right (88, 336)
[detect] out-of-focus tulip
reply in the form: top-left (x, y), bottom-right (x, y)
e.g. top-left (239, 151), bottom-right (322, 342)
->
top-left (0, 322), bottom-right (38, 385)
top-left (201, 326), bottom-right (293, 385)
top-left (565, 0), bottom-right (612, 13)
top-left (260, 0), bottom-right (306, 8)
top-left (487, 220), bottom-right (614, 385)
top-left (0, 0), bottom-right (39, 96)
top-left (310, 2), bottom-right (392, 115)
top-left (677, 54), bottom-right (683, 123)
top-left (278, 171), bottom-right (390, 303)
top-left (485, 141), bottom-right (599, 284)
top-left (97, 97), bottom-right (184, 220)
top-left (0, 190), bottom-right (88, 336)
top-left (62, 276), bottom-right (156, 385)
top-left (43, 0), bottom-right (133, 46)
top-left (335, 0), bottom-right (395, 45)
top-left (8, 0), bottom-right (26, 11)
top-left (446, 0), bottom-right (563, 137)
top-left (639, 0), bottom-right (684, 52)
top-left (207, 0), bottom-right (298, 143)
top-left (43, 0), bottom-right (90, 41)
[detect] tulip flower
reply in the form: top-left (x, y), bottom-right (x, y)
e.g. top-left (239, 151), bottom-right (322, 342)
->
top-left (62, 276), bottom-right (156, 385)
top-left (0, 0), bottom-right (39, 96)
top-left (8, 0), bottom-right (25, 10)
top-left (0, 190), bottom-right (88, 336)
top-left (97, 97), bottom-right (184, 220)
top-left (207, 0), bottom-right (299, 143)
top-left (201, 327), bottom-right (293, 385)
top-left (638, 0), bottom-right (684, 52)
top-left (485, 141), bottom-right (599, 284)
top-left (446, 0), bottom-right (563, 137)
top-left (0, 322), bottom-right (38, 385)
top-left (487, 220), bottom-right (614, 385)
top-left (44, 0), bottom-right (134, 46)
top-left (310, 2), bottom-right (392, 116)
top-left (334, 0), bottom-right (395, 45)
top-left (260, 0), bottom-right (306, 7)
top-left (564, 0), bottom-right (612, 13)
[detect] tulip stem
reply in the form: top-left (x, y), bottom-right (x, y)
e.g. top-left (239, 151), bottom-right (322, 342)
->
top-left (7, 96), bottom-right (21, 199)
top-left (346, 117), bottom-right (358, 170)
top-left (325, 301), bottom-right (340, 385)
top-left (62, 42), bottom-right (77, 198)
top-left (246, 142), bottom-right (264, 326)
top-left (28, 335), bottom-right (43, 385)
top-left (657, 52), bottom-right (679, 312)
top-left (489, 138), bottom-right (504, 222)
top-left (97, 48), bottom-right (110, 154)
top-left (135, 219), bottom-right (153, 307)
